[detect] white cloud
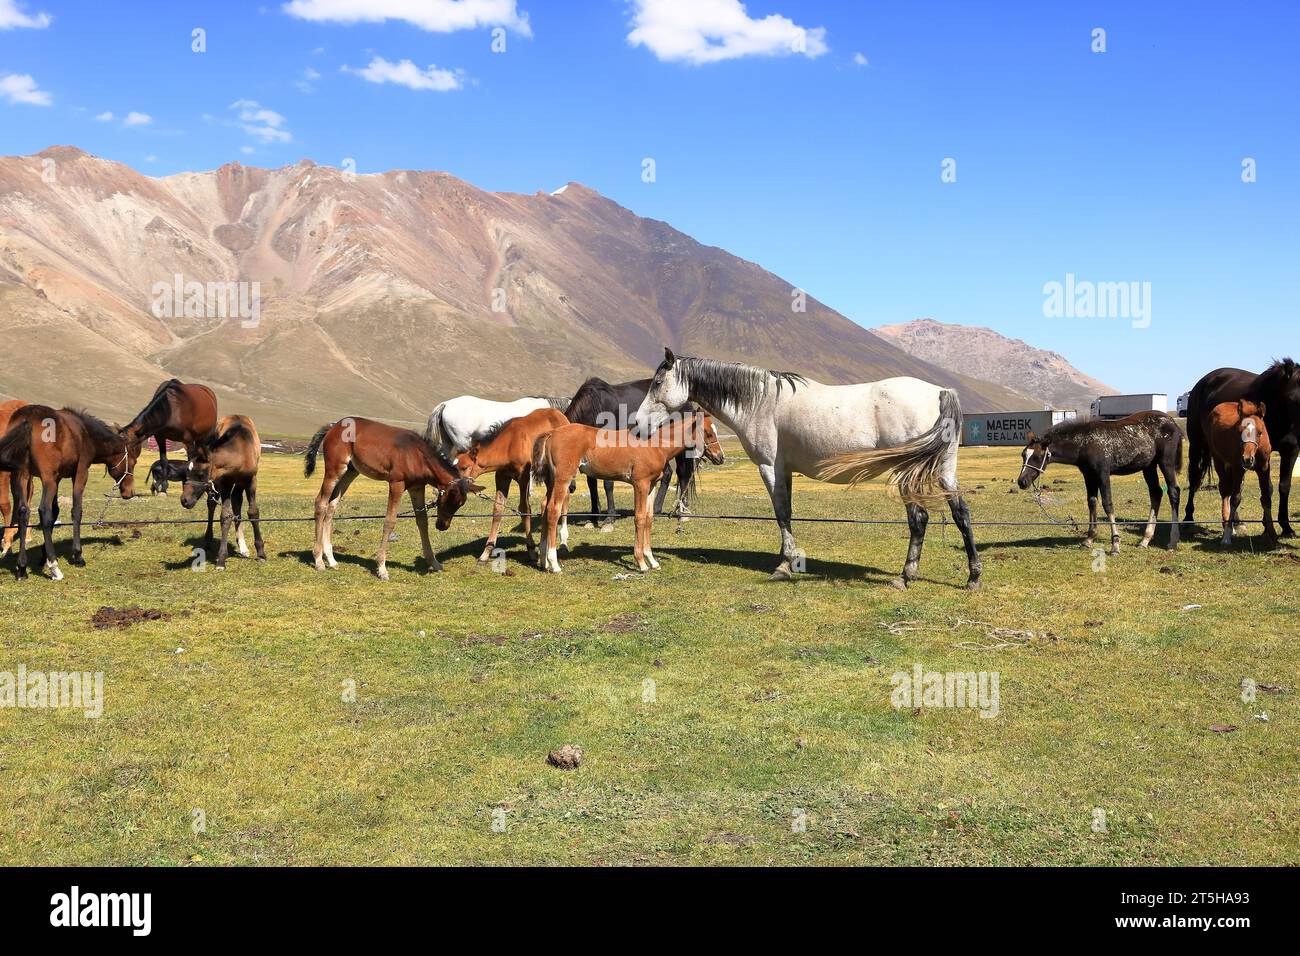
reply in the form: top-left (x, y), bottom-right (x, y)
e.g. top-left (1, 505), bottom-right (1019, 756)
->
top-left (123, 111), bottom-right (152, 127)
top-left (229, 99), bottom-right (292, 143)
top-left (94, 110), bottom-right (114, 122)
top-left (628, 0), bottom-right (827, 65)
top-left (853, 51), bottom-right (868, 67)
top-left (284, 0), bottom-right (530, 36)
top-left (0, 0), bottom-right (51, 29)
top-left (144, 154), bottom-right (158, 163)
top-left (294, 67), bottom-right (321, 93)
top-left (240, 146), bottom-right (256, 155)
top-left (0, 72), bottom-right (51, 105)
top-left (342, 56), bottom-right (464, 92)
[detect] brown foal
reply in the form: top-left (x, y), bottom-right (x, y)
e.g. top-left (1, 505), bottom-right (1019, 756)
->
top-left (1208, 399), bottom-right (1277, 546)
top-left (305, 417), bottom-right (481, 580)
top-left (532, 412), bottom-right (724, 573)
top-left (453, 407), bottom-right (569, 564)
top-left (179, 415), bottom-right (266, 568)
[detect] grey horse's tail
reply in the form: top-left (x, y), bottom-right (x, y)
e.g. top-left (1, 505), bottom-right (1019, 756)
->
top-left (423, 402), bottom-right (449, 450)
top-left (818, 388), bottom-right (962, 504)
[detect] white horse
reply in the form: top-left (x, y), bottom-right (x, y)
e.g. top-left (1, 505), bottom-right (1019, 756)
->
top-left (424, 394), bottom-right (569, 456)
top-left (632, 348), bottom-right (982, 589)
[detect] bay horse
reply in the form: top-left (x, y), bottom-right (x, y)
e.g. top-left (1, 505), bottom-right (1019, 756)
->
top-left (1207, 400), bottom-right (1276, 546)
top-left (1183, 359), bottom-right (1300, 536)
top-left (532, 412), bottom-right (724, 573)
top-left (0, 399), bottom-right (33, 557)
top-left (424, 394), bottom-right (568, 458)
top-left (452, 406), bottom-right (569, 564)
top-left (633, 349), bottom-right (982, 589)
top-left (564, 377), bottom-right (698, 526)
top-left (179, 415), bottom-right (266, 568)
top-left (305, 417), bottom-right (482, 580)
top-left (0, 406), bottom-right (142, 580)
top-left (120, 379), bottom-right (218, 493)
top-left (1016, 411), bottom-right (1184, 552)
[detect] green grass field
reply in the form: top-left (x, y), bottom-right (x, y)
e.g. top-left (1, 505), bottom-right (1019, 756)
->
top-left (0, 444), bottom-right (1295, 865)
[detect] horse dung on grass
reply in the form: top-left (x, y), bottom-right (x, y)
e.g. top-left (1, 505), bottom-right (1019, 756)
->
top-left (1016, 411), bottom-right (1183, 552)
top-left (305, 417), bottom-right (482, 580)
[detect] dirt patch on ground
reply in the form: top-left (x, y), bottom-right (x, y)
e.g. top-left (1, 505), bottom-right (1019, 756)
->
top-left (91, 606), bottom-right (166, 629)
top-left (602, 612), bottom-right (645, 633)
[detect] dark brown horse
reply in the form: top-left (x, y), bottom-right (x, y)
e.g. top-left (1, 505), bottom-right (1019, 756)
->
top-left (304, 417), bottom-right (482, 580)
top-left (1017, 411), bottom-right (1183, 552)
top-left (1184, 360), bottom-right (1300, 535)
top-left (179, 415), bottom-right (266, 568)
top-left (453, 406), bottom-right (569, 564)
top-left (0, 399), bottom-right (32, 558)
top-left (0, 406), bottom-right (141, 580)
top-left (120, 379), bottom-right (218, 493)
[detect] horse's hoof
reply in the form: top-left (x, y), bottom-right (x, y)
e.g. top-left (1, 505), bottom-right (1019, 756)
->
top-left (477, 553), bottom-right (492, 564)
top-left (966, 578), bottom-right (983, 591)
top-left (582, 521), bottom-right (596, 530)
top-left (888, 576), bottom-right (909, 590)
top-left (769, 562), bottom-right (794, 582)
top-left (70, 555), bottom-right (86, 567)
top-left (1280, 528), bottom-right (1296, 539)
top-left (599, 523), bottom-right (614, 534)
top-left (376, 569), bottom-right (390, 581)
top-left (15, 569), bottom-right (27, 581)
top-left (1137, 540), bottom-right (1151, 549)
top-left (47, 565), bottom-right (64, 582)
top-left (214, 564), bottom-right (226, 572)
top-left (428, 561), bottom-right (444, 573)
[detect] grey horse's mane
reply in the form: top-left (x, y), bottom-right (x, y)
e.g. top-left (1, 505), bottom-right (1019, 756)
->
top-left (674, 356), bottom-right (806, 414)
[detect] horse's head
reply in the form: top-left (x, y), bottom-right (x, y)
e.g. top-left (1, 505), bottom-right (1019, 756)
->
top-left (179, 450), bottom-right (214, 510)
top-left (452, 446), bottom-right (481, 480)
top-left (108, 427), bottom-right (143, 499)
top-left (689, 412), bottom-right (725, 465)
top-left (435, 476), bottom-right (483, 531)
top-left (1238, 400), bottom-right (1268, 471)
top-left (1017, 432), bottom-right (1051, 489)
top-left (633, 347), bottom-right (690, 437)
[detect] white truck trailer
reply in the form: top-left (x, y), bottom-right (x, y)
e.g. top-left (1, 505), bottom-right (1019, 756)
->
top-left (1089, 394), bottom-right (1168, 420)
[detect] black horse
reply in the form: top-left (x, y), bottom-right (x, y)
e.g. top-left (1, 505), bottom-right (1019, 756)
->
top-left (1017, 411), bottom-right (1184, 552)
top-left (1183, 359), bottom-right (1300, 536)
top-left (564, 377), bottom-right (698, 526)
top-left (148, 457), bottom-right (191, 495)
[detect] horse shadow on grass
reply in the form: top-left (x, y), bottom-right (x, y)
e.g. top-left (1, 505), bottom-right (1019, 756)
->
top-left (1, 535), bottom-right (126, 577)
top-left (276, 544), bottom-right (442, 576)
top-left (557, 540), bottom-right (900, 584)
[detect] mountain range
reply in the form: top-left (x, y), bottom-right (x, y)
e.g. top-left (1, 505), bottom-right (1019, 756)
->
top-left (0, 147), bottom-right (1101, 434)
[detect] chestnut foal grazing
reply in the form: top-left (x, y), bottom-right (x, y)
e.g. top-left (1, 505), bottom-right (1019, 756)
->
top-left (179, 415), bottom-right (266, 568)
top-left (453, 407), bottom-right (569, 564)
top-left (304, 417), bottom-right (481, 580)
top-left (1208, 400), bottom-right (1277, 546)
top-left (532, 412), bottom-right (724, 573)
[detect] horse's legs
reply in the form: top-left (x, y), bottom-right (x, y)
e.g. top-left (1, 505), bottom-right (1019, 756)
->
top-left (481, 472), bottom-right (509, 562)
top-left (1138, 465), bottom-right (1162, 548)
top-left (375, 480), bottom-right (405, 581)
top-left (37, 477), bottom-right (61, 581)
top-left (543, 474), bottom-right (570, 573)
top-left (1275, 444), bottom-right (1297, 537)
top-left (942, 481), bottom-right (983, 589)
top-left (536, 474), bottom-right (554, 569)
top-left (585, 476), bottom-right (600, 529)
top-left (11, 472), bottom-right (29, 580)
top-left (632, 482), bottom-right (647, 571)
top-left (1160, 457), bottom-right (1181, 550)
top-left (642, 481), bottom-right (659, 569)
top-left (323, 467), bottom-right (357, 569)
top-left (246, 477), bottom-right (266, 560)
top-left (408, 485), bottom-right (442, 572)
top-left (1258, 462), bottom-right (1277, 541)
top-left (653, 461), bottom-right (673, 515)
top-left (156, 441), bottom-right (170, 495)
top-left (519, 470), bottom-right (535, 561)
top-left (230, 484), bottom-right (248, 558)
top-left (1083, 473), bottom-right (1100, 548)
top-left (1183, 431), bottom-right (1205, 525)
top-left (894, 502), bottom-right (929, 589)
top-left (600, 479), bottom-right (616, 531)
top-left (757, 461), bottom-right (797, 581)
top-left (0, 470), bottom-right (11, 557)
top-left (214, 490), bottom-right (234, 570)
top-left (1099, 472), bottom-right (1120, 554)
top-left (68, 465), bottom-right (88, 568)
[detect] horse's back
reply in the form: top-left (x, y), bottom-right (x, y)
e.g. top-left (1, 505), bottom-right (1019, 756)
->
top-left (779, 376), bottom-right (946, 465)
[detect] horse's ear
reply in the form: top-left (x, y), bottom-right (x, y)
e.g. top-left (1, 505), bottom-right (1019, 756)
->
top-left (468, 482), bottom-right (485, 494)
top-left (1257, 401), bottom-right (1267, 418)
top-left (1025, 431), bottom-right (1036, 444)
top-left (663, 347), bottom-right (676, 367)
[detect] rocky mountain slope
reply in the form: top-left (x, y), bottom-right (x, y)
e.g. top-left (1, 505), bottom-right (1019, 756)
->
top-left (873, 318), bottom-right (1116, 413)
top-left (1, 147), bottom-right (1036, 434)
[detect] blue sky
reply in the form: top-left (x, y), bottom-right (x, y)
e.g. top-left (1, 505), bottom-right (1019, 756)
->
top-left (1, 0), bottom-right (1297, 403)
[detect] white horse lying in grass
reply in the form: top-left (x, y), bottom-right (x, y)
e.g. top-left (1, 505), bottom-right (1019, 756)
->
top-left (632, 348), bottom-right (982, 589)
top-left (424, 394), bottom-right (568, 457)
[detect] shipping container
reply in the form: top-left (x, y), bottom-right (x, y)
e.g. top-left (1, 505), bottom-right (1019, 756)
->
top-left (962, 410), bottom-right (1077, 446)
top-left (1088, 393), bottom-right (1168, 420)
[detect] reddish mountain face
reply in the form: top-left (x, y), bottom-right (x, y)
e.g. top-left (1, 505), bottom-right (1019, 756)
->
top-left (0, 147), bottom-right (1034, 434)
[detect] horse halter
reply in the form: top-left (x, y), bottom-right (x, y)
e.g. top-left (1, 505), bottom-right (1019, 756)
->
top-left (1023, 447), bottom-right (1051, 477)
